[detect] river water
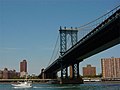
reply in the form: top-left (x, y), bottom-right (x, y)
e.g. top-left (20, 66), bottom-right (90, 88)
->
top-left (0, 82), bottom-right (120, 90)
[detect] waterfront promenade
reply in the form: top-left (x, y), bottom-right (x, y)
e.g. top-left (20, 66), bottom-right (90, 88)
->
top-left (0, 78), bottom-right (120, 84)
top-left (0, 79), bottom-right (57, 83)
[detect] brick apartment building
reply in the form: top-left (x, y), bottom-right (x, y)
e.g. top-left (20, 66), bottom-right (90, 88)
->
top-left (20, 60), bottom-right (27, 77)
top-left (83, 64), bottom-right (96, 77)
top-left (0, 68), bottom-right (20, 79)
top-left (101, 57), bottom-right (120, 79)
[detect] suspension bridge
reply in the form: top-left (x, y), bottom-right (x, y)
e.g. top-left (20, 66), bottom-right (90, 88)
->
top-left (39, 5), bottom-right (120, 84)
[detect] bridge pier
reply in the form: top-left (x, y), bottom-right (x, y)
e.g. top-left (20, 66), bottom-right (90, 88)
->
top-left (70, 63), bottom-right (80, 79)
top-left (60, 62), bottom-right (83, 84)
top-left (60, 77), bottom-right (83, 84)
top-left (59, 27), bottom-right (83, 84)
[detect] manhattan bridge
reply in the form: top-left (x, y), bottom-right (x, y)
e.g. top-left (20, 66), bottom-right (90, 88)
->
top-left (39, 5), bottom-right (120, 84)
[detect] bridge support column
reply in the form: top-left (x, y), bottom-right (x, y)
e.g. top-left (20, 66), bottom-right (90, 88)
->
top-left (70, 63), bottom-right (80, 79)
top-left (60, 62), bottom-right (83, 84)
top-left (61, 67), bottom-right (68, 79)
top-left (70, 63), bottom-right (79, 78)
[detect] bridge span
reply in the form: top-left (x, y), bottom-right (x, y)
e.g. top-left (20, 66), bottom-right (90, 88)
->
top-left (39, 6), bottom-right (120, 84)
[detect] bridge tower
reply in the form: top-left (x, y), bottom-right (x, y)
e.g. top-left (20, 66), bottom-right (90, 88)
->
top-left (59, 26), bottom-right (83, 84)
top-left (59, 26), bottom-right (78, 56)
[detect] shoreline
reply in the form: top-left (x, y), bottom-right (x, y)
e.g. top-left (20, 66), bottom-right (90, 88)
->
top-left (84, 81), bottom-right (120, 84)
top-left (0, 81), bottom-right (120, 84)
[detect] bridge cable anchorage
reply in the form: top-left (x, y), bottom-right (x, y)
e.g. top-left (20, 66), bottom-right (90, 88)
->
top-left (47, 33), bottom-right (60, 67)
top-left (77, 4), bottom-right (120, 31)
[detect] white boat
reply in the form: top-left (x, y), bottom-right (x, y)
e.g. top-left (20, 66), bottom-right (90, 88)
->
top-left (12, 81), bottom-right (32, 88)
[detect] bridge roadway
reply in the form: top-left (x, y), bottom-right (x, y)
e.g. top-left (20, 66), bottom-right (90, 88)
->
top-left (44, 9), bottom-right (120, 74)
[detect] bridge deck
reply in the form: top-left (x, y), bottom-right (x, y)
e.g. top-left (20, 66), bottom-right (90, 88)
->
top-left (44, 8), bottom-right (120, 73)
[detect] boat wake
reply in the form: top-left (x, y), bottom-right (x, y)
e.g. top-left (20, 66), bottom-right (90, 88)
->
top-left (13, 86), bottom-right (32, 89)
top-left (33, 86), bottom-right (77, 89)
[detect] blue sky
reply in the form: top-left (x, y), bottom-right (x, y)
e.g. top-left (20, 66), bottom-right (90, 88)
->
top-left (0, 0), bottom-right (120, 75)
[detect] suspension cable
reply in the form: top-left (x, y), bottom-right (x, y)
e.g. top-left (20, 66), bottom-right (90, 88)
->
top-left (47, 33), bottom-right (59, 67)
top-left (78, 4), bottom-right (120, 30)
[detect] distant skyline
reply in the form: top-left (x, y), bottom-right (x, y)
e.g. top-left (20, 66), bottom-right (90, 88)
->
top-left (0, 0), bottom-right (120, 75)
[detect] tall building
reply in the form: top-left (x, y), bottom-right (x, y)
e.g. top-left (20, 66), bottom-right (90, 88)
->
top-left (20, 60), bottom-right (27, 77)
top-left (101, 57), bottom-right (120, 79)
top-left (83, 64), bottom-right (96, 77)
